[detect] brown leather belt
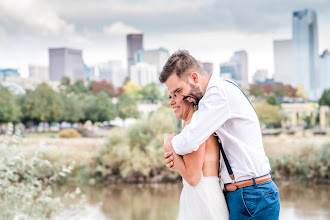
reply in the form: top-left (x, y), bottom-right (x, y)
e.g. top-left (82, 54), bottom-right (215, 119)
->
top-left (224, 174), bottom-right (272, 192)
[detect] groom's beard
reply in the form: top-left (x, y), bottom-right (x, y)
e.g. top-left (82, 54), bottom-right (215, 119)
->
top-left (187, 84), bottom-right (203, 104)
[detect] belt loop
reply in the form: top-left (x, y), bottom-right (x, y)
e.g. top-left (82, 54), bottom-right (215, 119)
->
top-left (252, 177), bottom-right (257, 187)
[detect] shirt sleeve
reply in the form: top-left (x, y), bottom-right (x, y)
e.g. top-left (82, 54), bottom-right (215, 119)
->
top-left (172, 85), bottom-right (231, 155)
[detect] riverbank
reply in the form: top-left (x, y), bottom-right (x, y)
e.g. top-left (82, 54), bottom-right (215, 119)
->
top-left (16, 132), bottom-right (330, 185)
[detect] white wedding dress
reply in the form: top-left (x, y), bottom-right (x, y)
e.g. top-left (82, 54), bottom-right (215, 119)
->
top-left (177, 172), bottom-right (229, 220)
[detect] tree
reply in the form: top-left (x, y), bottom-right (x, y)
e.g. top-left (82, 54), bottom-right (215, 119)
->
top-left (117, 94), bottom-right (139, 121)
top-left (19, 83), bottom-right (62, 124)
top-left (249, 84), bottom-right (265, 97)
top-left (139, 82), bottom-right (162, 103)
top-left (58, 77), bottom-right (71, 93)
top-left (71, 79), bottom-right (90, 94)
top-left (59, 93), bottom-right (84, 123)
top-left (0, 86), bottom-right (20, 123)
top-left (254, 102), bottom-right (285, 128)
top-left (122, 81), bottom-right (142, 99)
top-left (91, 80), bottom-right (116, 97)
top-left (319, 89), bottom-right (330, 107)
top-left (78, 92), bottom-right (117, 123)
top-left (266, 95), bottom-right (280, 106)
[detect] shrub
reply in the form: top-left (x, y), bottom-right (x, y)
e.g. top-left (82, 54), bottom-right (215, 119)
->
top-left (0, 123), bottom-right (85, 219)
top-left (58, 128), bottom-right (81, 138)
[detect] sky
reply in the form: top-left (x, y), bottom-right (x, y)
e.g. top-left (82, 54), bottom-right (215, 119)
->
top-left (1, 0), bottom-right (330, 81)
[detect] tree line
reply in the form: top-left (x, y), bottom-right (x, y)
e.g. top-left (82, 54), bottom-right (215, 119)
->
top-left (0, 77), bottom-right (165, 125)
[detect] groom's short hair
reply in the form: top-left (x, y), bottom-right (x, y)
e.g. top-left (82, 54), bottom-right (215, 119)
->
top-left (159, 50), bottom-right (205, 83)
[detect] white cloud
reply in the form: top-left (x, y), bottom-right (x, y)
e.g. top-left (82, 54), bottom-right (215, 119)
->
top-left (103, 22), bottom-right (141, 36)
top-left (0, 0), bottom-right (87, 43)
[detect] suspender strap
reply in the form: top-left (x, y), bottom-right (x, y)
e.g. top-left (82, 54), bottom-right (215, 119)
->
top-left (218, 140), bottom-right (235, 182)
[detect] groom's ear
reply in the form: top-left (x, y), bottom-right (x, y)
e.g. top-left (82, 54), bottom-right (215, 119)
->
top-left (189, 72), bottom-right (199, 84)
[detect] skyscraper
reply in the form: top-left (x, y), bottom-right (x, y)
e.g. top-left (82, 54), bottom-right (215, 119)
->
top-left (130, 62), bottom-right (157, 86)
top-left (127, 33), bottom-right (143, 77)
top-left (292, 9), bottom-right (319, 99)
top-left (231, 51), bottom-right (248, 85)
top-left (98, 61), bottom-right (127, 88)
top-left (220, 50), bottom-right (248, 85)
top-left (273, 40), bottom-right (293, 85)
top-left (136, 47), bottom-right (169, 77)
top-left (49, 48), bottom-right (84, 81)
top-left (29, 65), bottom-right (49, 81)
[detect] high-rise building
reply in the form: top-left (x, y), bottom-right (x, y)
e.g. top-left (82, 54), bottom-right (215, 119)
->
top-left (319, 50), bottom-right (330, 92)
top-left (273, 40), bottom-right (293, 85)
top-left (253, 69), bottom-right (269, 84)
top-left (49, 48), bottom-right (84, 82)
top-left (136, 47), bottom-right (169, 77)
top-left (130, 62), bottom-right (157, 86)
top-left (98, 61), bottom-right (127, 88)
top-left (220, 50), bottom-right (248, 85)
top-left (127, 34), bottom-right (143, 77)
top-left (201, 62), bottom-right (213, 75)
top-left (292, 9), bottom-right (319, 99)
top-left (231, 51), bottom-right (248, 85)
top-left (29, 65), bottom-right (49, 81)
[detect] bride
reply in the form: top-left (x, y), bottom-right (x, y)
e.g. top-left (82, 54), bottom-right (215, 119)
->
top-left (164, 95), bottom-right (229, 220)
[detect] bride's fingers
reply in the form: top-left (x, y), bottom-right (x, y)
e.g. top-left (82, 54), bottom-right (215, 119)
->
top-left (166, 161), bottom-right (173, 168)
top-left (164, 151), bottom-right (173, 159)
top-left (164, 156), bottom-right (174, 164)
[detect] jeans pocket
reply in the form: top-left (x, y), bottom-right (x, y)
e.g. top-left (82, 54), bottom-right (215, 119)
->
top-left (242, 187), bottom-right (256, 217)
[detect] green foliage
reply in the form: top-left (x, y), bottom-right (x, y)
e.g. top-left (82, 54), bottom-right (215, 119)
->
top-left (254, 102), bottom-right (285, 127)
top-left (117, 94), bottom-right (139, 120)
top-left (59, 77), bottom-right (90, 94)
top-left (96, 111), bottom-right (178, 183)
top-left (0, 124), bottom-right (85, 219)
top-left (266, 95), bottom-right (280, 106)
top-left (0, 86), bottom-right (20, 123)
top-left (78, 92), bottom-right (117, 123)
top-left (272, 143), bottom-right (329, 183)
top-left (249, 84), bottom-right (265, 97)
top-left (138, 82), bottom-right (162, 103)
top-left (18, 83), bottom-right (62, 124)
top-left (319, 89), bottom-right (330, 107)
top-left (58, 128), bottom-right (82, 138)
top-left (59, 93), bottom-right (84, 123)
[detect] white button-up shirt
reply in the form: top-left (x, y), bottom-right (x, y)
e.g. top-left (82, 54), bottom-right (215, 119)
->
top-left (172, 73), bottom-right (271, 184)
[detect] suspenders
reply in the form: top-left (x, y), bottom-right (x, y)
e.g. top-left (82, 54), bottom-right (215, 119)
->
top-left (217, 80), bottom-right (256, 183)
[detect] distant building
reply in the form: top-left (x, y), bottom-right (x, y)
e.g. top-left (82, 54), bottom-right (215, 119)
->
top-left (136, 48), bottom-right (169, 77)
top-left (220, 50), bottom-right (248, 85)
top-left (320, 50), bottom-right (330, 91)
top-left (29, 65), bottom-right (49, 81)
top-left (0, 69), bottom-right (20, 79)
top-left (98, 61), bottom-right (127, 88)
top-left (273, 40), bottom-right (293, 85)
top-left (49, 48), bottom-right (84, 82)
top-left (130, 62), bottom-right (157, 86)
top-left (220, 62), bottom-right (239, 81)
top-left (253, 69), bottom-right (269, 84)
top-left (84, 64), bottom-right (96, 81)
top-left (127, 34), bottom-right (143, 77)
top-left (201, 62), bottom-right (213, 75)
top-left (292, 9), bottom-right (319, 99)
top-left (0, 82), bottom-right (26, 95)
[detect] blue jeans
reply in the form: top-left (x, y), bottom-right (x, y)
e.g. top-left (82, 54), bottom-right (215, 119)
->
top-left (224, 179), bottom-right (280, 219)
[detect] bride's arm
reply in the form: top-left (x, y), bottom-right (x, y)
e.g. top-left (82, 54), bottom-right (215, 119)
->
top-left (164, 142), bottom-right (206, 186)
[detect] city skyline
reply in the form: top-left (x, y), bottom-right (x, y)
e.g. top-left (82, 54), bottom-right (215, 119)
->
top-left (0, 0), bottom-right (330, 82)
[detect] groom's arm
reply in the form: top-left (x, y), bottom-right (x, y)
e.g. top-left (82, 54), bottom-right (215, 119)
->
top-left (172, 86), bottom-right (230, 155)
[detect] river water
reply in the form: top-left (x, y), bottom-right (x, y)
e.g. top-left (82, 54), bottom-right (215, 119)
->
top-left (59, 182), bottom-right (329, 220)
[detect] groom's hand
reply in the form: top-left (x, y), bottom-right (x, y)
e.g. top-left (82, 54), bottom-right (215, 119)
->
top-left (164, 133), bottom-right (176, 171)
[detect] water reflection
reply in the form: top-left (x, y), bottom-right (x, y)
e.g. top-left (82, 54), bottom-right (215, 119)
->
top-left (57, 183), bottom-right (329, 220)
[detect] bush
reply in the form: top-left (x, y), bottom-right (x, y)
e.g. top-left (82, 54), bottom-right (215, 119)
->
top-left (58, 128), bottom-right (81, 138)
top-left (0, 123), bottom-right (85, 219)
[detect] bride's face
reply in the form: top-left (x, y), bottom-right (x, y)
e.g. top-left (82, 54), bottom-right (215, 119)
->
top-left (169, 93), bottom-right (193, 120)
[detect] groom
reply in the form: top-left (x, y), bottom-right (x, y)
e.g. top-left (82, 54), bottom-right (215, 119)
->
top-left (161, 50), bottom-right (280, 219)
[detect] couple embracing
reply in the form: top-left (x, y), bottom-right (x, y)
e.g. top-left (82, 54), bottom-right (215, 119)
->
top-left (161, 50), bottom-right (280, 220)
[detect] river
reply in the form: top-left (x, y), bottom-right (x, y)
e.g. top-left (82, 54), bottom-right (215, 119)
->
top-left (57, 182), bottom-right (329, 220)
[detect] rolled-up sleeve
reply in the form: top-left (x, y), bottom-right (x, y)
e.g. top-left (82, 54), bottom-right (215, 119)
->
top-left (172, 85), bottom-right (231, 155)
